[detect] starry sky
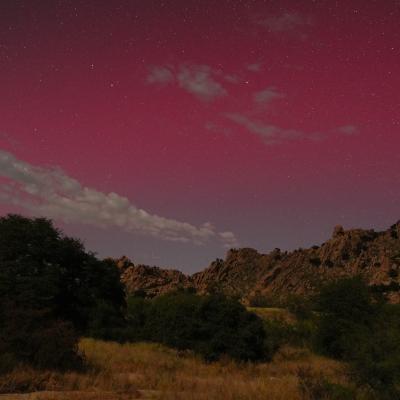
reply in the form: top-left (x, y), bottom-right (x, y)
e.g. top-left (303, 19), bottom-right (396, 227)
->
top-left (0, 0), bottom-right (399, 272)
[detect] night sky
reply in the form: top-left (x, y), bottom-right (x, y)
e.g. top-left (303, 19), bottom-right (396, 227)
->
top-left (0, 0), bottom-right (399, 272)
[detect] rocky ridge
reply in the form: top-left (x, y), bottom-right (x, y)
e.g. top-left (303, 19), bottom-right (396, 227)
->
top-left (116, 221), bottom-right (400, 303)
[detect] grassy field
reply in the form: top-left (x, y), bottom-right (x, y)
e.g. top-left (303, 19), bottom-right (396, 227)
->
top-left (0, 338), bottom-right (349, 400)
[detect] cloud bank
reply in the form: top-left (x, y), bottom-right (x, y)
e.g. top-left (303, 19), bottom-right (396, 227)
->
top-left (0, 150), bottom-right (238, 247)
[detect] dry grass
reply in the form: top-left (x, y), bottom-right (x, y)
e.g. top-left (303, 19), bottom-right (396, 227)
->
top-left (0, 339), bottom-right (349, 400)
top-left (248, 307), bottom-right (296, 323)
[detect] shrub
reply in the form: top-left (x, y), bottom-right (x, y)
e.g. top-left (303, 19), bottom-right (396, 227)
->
top-left (314, 277), bottom-right (400, 398)
top-left (126, 291), bottom-right (269, 362)
top-left (315, 276), bottom-right (377, 324)
top-left (262, 316), bottom-right (316, 350)
top-left (0, 301), bottom-right (83, 372)
top-left (285, 294), bottom-right (313, 320)
top-left (86, 300), bottom-right (126, 341)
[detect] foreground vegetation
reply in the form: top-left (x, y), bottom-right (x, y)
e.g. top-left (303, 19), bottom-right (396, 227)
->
top-left (0, 338), bottom-right (349, 400)
top-left (1, 214), bottom-right (400, 399)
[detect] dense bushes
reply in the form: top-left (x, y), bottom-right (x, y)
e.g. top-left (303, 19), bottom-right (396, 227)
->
top-left (314, 277), bottom-right (379, 359)
top-left (253, 278), bottom-right (400, 398)
top-left (125, 291), bottom-right (269, 362)
top-left (0, 300), bottom-right (82, 373)
top-left (314, 277), bottom-right (400, 399)
top-left (0, 214), bottom-right (125, 372)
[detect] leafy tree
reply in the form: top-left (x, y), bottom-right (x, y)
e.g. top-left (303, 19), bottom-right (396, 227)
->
top-left (0, 214), bottom-right (125, 370)
top-left (0, 214), bottom-right (125, 331)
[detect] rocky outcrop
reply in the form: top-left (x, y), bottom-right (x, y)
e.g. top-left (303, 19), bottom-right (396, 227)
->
top-left (192, 248), bottom-right (279, 297)
top-left (117, 221), bottom-right (400, 302)
top-left (117, 256), bottom-right (192, 298)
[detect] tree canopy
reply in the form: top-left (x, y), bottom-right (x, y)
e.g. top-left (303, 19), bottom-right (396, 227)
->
top-left (0, 214), bottom-right (125, 370)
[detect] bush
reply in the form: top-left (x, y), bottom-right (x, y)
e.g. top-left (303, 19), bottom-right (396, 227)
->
top-left (313, 276), bottom-right (382, 359)
top-left (314, 277), bottom-right (400, 398)
top-left (0, 301), bottom-right (83, 372)
top-left (126, 291), bottom-right (269, 362)
top-left (349, 305), bottom-right (400, 399)
top-left (285, 294), bottom-right (313, 320)
top-left (262, 319), bottom-right (293, 352)
top-left (316, 276), bottom-right (377, 324)
top-left (86, 300), bottom-right (126, 341)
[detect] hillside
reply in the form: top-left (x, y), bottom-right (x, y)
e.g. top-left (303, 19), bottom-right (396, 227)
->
top-left (118, 221), bottom-right (400, 302)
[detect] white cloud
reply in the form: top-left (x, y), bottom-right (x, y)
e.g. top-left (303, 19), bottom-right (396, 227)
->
top-left (222, 74), bottom-right (240, 84)
top-left (337, 125), bottom-right (358, 135)
top-left (225, 114), bottom-right (359, 145)
top-left (177, 65), bottom-right (227, 101)
top-left (0, 150), bottom-right (238, 247)
top-left (219, 231), bottom-right (239, 248)
top-left (254, 87), bottom-right (285, 104)
top-left (225, 113), bottom-right (301, 144)
top-left (247, 63), bottom-right (262, 72)
top-left (147, 66), bottom-right (174, 84)
top-left (147, 64), bottom-right (227, 101)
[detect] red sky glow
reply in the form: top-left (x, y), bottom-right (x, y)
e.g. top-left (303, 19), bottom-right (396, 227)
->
top-left (0, 0), bottom-right (399, 271)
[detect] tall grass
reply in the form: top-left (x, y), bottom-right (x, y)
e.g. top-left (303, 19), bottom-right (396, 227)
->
top-left (0, 339), bottom-right (348, 400)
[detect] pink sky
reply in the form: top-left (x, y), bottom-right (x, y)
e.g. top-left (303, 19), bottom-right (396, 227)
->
top-left (0, 1), bottom-right (399, 271)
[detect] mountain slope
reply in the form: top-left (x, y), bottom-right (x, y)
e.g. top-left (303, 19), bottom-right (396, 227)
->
top-left (117, 221), bottom-right (400, 302)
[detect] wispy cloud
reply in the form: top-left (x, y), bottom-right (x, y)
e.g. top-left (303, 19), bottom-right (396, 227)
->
top-left (0, 150), bottom-right (238, 247)
top-left (218, 231), bottom-right (239, 249)
top-left (177, 65), bottom-right (227, 101)
top-left (254, 87), bottom-right (285, 104)
top-left (147, 66), bottom-right (174, 84)
top-left (247, 63), bottom-right (262, 72)
top-left (147, 64), bottom-right (228, 101)
top-left (225, 113), bottom-right (301, 144)
top-left (221, 74), bottom-right (240, 84)
top-left (336, 125), bottom-right (359, 135)
top-left (258, 12), bottom-right (311, 33)
top-left (225, 114), bottom-right (359, 145)
top-left (205, 121), bottom-right (232, 136)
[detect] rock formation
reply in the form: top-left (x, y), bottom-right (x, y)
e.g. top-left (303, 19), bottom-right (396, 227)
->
top-left (117, 256), bottom-right (191, 298)
top-left (116, 221), bottom-right (400, 303)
